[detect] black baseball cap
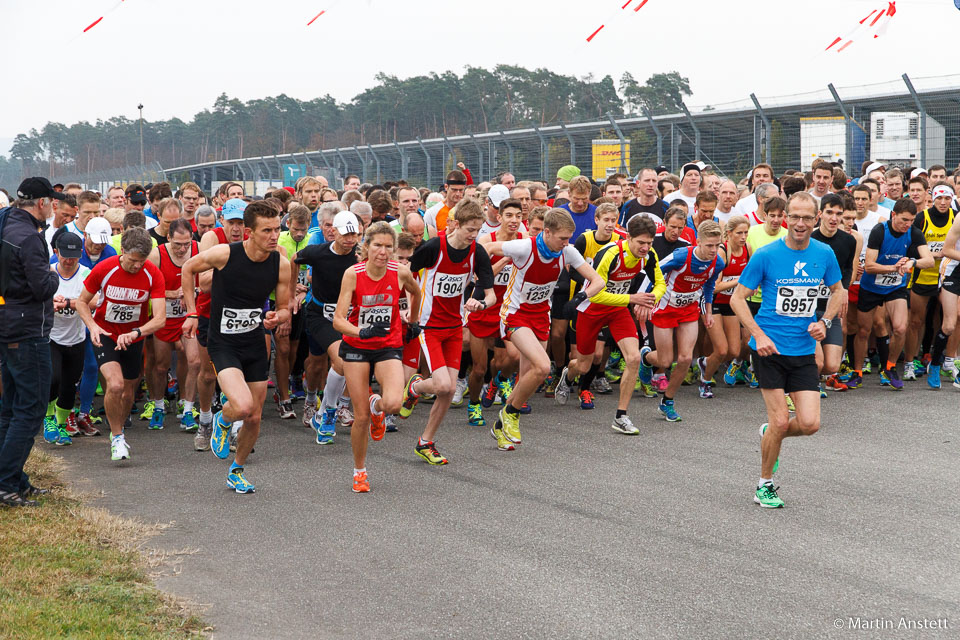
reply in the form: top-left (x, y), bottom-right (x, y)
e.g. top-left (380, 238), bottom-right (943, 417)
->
top-left (129, 190), bottom-right (147, 205)
top-left (655, 165), bottom-right (669, 174)
top-left (55, 231), bottom-right (83, 258)
top-left (17, 177), bottom-right (66, 201)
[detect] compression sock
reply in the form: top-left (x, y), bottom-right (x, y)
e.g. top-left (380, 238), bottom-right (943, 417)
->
top-left (458, 350), bottom-right (472, 379)
top-left (846, 334), bottom-right (856, 362)
top-left (579, 362), bottom-right (602, 392)
top-left (55, 405), bottom-right (71, 426)
top-left (876, 337), bottom-right (890, 370)
top-left (932, 331), bottom-right (950, 366)
top-left (321, 370), bottom-right (346, 413)
top-left (46, 400), bottom-right (56, 417)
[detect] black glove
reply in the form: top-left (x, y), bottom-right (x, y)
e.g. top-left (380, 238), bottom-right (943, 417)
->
top-left (563, 291), bottom-right (588, 320)
top-left (358, 321), bottom-right (391, 339)
top-left (405, 322), bottom-right (422, 342)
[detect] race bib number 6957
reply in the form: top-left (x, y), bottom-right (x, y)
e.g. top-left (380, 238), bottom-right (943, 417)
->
top-left (775, 286), bottom-right (818, 317)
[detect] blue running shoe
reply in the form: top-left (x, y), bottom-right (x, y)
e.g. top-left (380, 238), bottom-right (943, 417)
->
top-left (658, 399), bottom-right (681, 422)
top-left (638, 346), bottom-right (653, 384)
top-left (879, 369), bottom-right (891, 386)
top-left (747, 369), bottom-right (759, 388)
top-left (226, 467), bottom-right (255, 494)
top-left (43, 416), bottom-right (59, 444)
top-left (211, 411), bottom-right (232, 459)
top-left (179, 411), bottom-right (198, 432)
top-left (723, 361), bottom-right (740, 386)
top-left (927, 365), bottom-right (941, 389)
top-left (54, 427), bottom-right (73, 446)
top-left (846, 372), bottom-right (862, 389)
top-left (148, 408), bottom-right (165, 430)
top-left (313, 407), bottom-right (337, 445)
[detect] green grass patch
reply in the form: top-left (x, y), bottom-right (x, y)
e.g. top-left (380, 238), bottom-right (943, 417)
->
top-left (0, 449), bottom-right (206, 639)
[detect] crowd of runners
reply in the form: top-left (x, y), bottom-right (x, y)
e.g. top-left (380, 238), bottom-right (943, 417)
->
top-left (2, 155), bottom-right (957, 508)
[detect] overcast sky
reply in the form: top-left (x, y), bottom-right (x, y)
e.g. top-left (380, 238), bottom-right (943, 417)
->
top-left (1, 0), bottom-right (956, 157)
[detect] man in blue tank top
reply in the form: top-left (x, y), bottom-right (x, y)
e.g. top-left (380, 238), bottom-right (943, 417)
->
top-left (731, 192), bottom-right (843, 509)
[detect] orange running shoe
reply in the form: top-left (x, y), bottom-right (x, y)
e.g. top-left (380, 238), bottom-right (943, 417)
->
top-left (825, 375), bottom-right (848, 392)
top-left (369, 394), bottom-right (385, 441)
top-left (353, 470), bottom-right (370, 493)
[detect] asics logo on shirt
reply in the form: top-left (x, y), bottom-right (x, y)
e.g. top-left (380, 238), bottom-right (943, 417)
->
top-left (794, 261), bottom-right (808, 277)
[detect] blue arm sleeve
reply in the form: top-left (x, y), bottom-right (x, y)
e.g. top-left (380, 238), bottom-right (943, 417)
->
top-left (658, 247), bottom-right (689, 274)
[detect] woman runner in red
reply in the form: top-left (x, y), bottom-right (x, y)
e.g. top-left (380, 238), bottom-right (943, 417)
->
top-left (333, 222), bottom-right (422, 492)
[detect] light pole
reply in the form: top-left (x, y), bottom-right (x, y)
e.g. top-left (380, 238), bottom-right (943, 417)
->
top-left (138, 103), bottom-right (144, 167)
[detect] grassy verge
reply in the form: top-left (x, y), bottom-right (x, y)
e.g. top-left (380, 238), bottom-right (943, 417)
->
top-left (0, 448), bottom-right (207, 639)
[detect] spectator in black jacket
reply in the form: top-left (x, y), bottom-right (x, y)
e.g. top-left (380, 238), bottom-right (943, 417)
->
top-left (0, 177), bottom-right (63, 507)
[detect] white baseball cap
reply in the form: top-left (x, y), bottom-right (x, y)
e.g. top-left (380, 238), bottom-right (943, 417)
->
top-left (333, 211), bottom-right (360, 234)
top-left (864, 161), bottom-right (886, 176)
top-left (85, 216), bottom-right (113, 244)
top-left (487, 184), bottom-right (510, 208)
top-left (911, 167), bottom-right (928, 179)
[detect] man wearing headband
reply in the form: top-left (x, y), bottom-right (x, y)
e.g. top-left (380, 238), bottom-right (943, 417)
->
top-left (903, 183), bottom-right (956, 383)
top-left (664, 163), bottom-right (701, 213)
top-left (424, 170), bottom-right (467, 236)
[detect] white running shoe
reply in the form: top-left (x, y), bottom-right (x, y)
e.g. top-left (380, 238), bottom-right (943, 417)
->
top-left (337, 405), bottom-right (355, 427)
top-left (451, 377), bottom-right (468, 406)
top-left (554, 367), bottom-right (570, 405)
top-left (110, 434), bottom-right (130, 461)
top-left (902, 367), bottom-right (916, 381)
top-left (302, 399), bottom-right (317, 427)
top-left (611, 414), bottom-right (639, 435)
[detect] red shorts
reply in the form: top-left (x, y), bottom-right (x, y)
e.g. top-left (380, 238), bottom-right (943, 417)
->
top-left (418, 325), bottom-right (463, 371)
top-left (402, 338), bottom-right (421, 369)
top-left (651, 304), bottom-right (701, 329)
top-left (848, 283), bottom-right (859, 304)
top-left (576, 308), bottom-right (638, 356)
top-left (501, 310), bottom-right (549, 343)
top-left (466, 312), bottom-right (500, 340)
top-left (155, 321), bottom-right (185, 344)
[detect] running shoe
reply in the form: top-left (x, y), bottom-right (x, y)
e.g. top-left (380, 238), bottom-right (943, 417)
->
top-left (451, 377), bottom-right (468, 406)
top-left (289, 375), bottom-right (306, 399)
top-left (653, 374), bottom-right (669, 393)
top-left (869, 351), bottom-right (881, 372)
top-left (723, 361), bottom-right (741, 386)
top-left (210, 412), bottom-right (231, 459)
top-left (139, 400), bottom-right (155, 421)
top-left (611, 414), bottom-right (639, 435)
top-left (167, 374), bottom-right (178, 398)
top-left (837, 362), bottom-right (852, 382)
top-left (819, 383), bottom-right (827, 399)
top-left (54, 426), bottom-right (72, 446)
top-left (885, 367), bottom-right (903, 390)
top-left (682, 363), bottom-right (699, 386)
top-left (846, 372), bottom-right (863, 389)
top-left (604, 363), bottom-right (623, 383)
top-left (400, 373), bottom-right (423, 418)
top-left (385, 414), bottom-right (398, 432)
top-left (43, 416), bottom-right (59, 444)
top-left (638, 346), bottom-right (653, 384)
top-left (759, 423), bottom-right (779, 474)
top-left (927, 365), bottom-right (941, 390)
top-left (696, 356), bottom-right (710, 382)
top-left (746, 369), bottom-right (759, 389)
top-left (195, 419), bottom-right (212, 451)
top-left (944, 357), bottom-right (957, 378)
top-left (337, 405), bottom-right (354, 427)
top-left (500, 408), bottom-right (521, 444)
top-left (110, 434), bottom-right (130, 461)
top-left (497, 374), bottom-right (515, 403)
top-left (277, 400), bottom-right (296, 420)
top-left (302, 398), bottom-right (317, 428)
top-left (785, 394), bottom-right (795, 412)
top-left (353, 470), bottom-right (370, 493)
top-left (606, 349), bottom-right (622, 372)
top-left (754, 482), bottom-right (784, 508)
top-left (467, 403), bottom-right (485, 426)
top-left (62, 412), bottom-right (80, 437)
top-left (862, 358), bottom-right (872, 375)
top-left (879, 369), bottom-right (891, 386)
top-left (415, 441), bottom-right (448, 465)
top-left (658, 399), bottom-right (681, 422)
top-left (226, 467), bottom-right (255, 494)
top-left (179, 411), bottom-right (198, 432)
top-left (825, 375), bottom-right (848, 392)
top-left (490, 422), bottom-right (515, 451)
top-left (635, 378), bottom-right (658, 398)
top-left (543, 370), bottom-right (557, 398)
top-left (590, 376), bottom-right (613, 394)
top-left (148, 408), bottom-right (165, 430)
top-left (95, 381), bottom-right (104, 397)
top-left (579, 389), bottom-right (595, 410)
top-left (554, 367), bottom-right (571, 405)
top-left (76, 413), bottom-right (100, 436)
top-left (369, 394), bottom-right (386, 441)
top-left (420, 392), bottom-right (436, 404)
top-left (313, 407), bottom-right (337, 445)
top-left (479, 379), bottom-right (497, 409)
top-left (953, 372), bottom-right (960, 389)
top-left (698, 382), bottom-right (714, 399)
top-left (902, 365), bottom-right (917, 381)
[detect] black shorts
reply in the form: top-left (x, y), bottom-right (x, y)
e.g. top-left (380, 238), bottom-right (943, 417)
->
top-left (305, 306), bottom-right (341, 356)
top-left (197, 316), bottom-right (210, 348)
top-left (750, 349), bottom-right (819, 393)
top-left (93, 334), bottom-right (145, 380)
top-left (269, 300), bottom-right (305, 339)
top-left (816, 310), bottom-right (844, 347)
top-left (910, 282), bottom-right (940, 298)
top-left (746, 300), bottom-right (762, 317)
top-left (207, 338), bottom-right (270, 382)
top-left (550, 290), bottom-right (570, 320)
top-left (942, 275), bottom-right (960, 297)
top-left (857, 286), bottom-right (908, 313)
top-left (712, 302), bottom-right (735, 316)
top-left (338, 342), bottom-right (402, 365)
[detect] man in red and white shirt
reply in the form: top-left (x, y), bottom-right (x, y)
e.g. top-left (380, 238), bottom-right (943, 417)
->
top-left (485, 209), bottom-right (602, 450)
top-left (76, 227), bottom-right (167, 462)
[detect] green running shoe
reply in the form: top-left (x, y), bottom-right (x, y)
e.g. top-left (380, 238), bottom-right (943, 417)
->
top-left (754, 482), bottom-right (784, 508)
top-left (139, 400), bottom-right (155, 421)
top-left (467, 402), bottom-right (485, 426)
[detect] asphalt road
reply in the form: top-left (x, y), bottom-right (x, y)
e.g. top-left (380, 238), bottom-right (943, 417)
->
top-left (60, 376), bottom-right (959, 639)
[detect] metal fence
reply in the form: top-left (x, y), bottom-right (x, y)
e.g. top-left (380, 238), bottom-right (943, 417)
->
top-left (54, 73), bottom-right (960, 194)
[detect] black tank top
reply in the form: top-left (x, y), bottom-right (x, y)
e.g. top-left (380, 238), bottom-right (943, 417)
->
top-left (208, 242), bottom-right (280, 346)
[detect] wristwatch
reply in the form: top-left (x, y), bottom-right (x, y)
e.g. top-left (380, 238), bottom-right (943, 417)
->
top-left (133, 327), bottom-right (142, 339)
top-left (821, 318), bottom-right (832, 329)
